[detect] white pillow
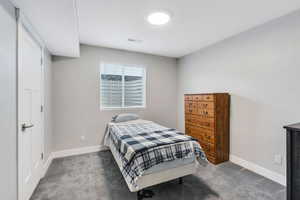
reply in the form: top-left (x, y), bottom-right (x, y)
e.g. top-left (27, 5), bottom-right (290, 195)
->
top-left (112, 113), bottom-right (139, 123)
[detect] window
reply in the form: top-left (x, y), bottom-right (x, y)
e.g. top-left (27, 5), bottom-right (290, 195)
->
top-left (100, 63), bottom-right (146, 109)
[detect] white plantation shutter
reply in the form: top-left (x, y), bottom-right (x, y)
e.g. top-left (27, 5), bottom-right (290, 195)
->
top-left (100, 64), bottom-right (146, 109)
top-left (124, 67), bottom-right (145, 107)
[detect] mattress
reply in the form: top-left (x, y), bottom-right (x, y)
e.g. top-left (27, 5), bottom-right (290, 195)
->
top-left (102, 119), bottom-right (206, 192)
top-left (108, 135), bottom-right (197, 192)
top-left (109, 135), bottom-right (195, 175)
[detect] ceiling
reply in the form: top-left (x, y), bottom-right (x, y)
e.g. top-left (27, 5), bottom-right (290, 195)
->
top-left (12, 0), bottom-right (300, 58)
top-left (12, 0), bottom-right (80, 57)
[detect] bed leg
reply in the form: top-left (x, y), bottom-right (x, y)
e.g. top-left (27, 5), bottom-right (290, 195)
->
top-left (137, 191), bottom-right (143, 200)
top-left (137, 189), bottom-right (154, 200)
top-left (179, 177), bottom-right (183, 184)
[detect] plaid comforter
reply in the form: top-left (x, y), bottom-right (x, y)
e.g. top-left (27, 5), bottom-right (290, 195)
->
top-left (104, 120), bottom-right (207, 187)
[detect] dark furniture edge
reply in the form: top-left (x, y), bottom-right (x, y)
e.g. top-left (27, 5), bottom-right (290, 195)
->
top-left (284, 123), bottom-right (300, 131)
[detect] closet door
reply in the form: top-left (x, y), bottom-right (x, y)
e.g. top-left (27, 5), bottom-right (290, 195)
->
top-left (18, 24), bottom-right (44, 200)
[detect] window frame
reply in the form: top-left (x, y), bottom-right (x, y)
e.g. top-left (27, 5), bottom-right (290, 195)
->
top-left (99, 62), bottom-right (147, 110)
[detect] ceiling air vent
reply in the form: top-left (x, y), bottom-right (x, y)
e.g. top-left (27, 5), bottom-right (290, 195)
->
top-left (128, 38), bottom-right (143, 43)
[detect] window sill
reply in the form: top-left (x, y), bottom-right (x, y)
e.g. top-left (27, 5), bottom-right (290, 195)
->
top-left (100, 106), bottom-right (146, 111)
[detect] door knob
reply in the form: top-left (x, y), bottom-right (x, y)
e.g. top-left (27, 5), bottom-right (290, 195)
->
top-left (22, 123), bottom-right (34, 131)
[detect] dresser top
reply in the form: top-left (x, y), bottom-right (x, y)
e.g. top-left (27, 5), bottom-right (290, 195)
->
top-left (284, 123), bottom-right (300, 131)
top-left (184, 93), bottom-right (229, 95)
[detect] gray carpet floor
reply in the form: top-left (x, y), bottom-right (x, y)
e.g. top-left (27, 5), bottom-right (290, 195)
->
top-left (31, 151), bottom-right (286, 200)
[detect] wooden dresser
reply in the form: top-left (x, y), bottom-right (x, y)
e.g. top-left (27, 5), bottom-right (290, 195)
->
top-left (184, 93), bottom-right (230, 164)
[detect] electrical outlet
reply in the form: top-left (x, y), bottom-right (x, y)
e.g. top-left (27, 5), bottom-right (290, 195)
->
top-left (80, 135), bottom-right (86, 141)
top-left (274, 154), bottom-right (282, 165)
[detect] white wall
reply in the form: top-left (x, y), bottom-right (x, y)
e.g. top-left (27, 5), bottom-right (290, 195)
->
top-left (0, 0), bottom-right (17, 199)
top-left (52, 45), bottom-right (177, 151)
top-left (177, 10), bottom-right (300, 176)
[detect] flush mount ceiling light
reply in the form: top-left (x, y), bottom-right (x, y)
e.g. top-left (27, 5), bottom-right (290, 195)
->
top-left (147, 11), bottom-right (171, 26)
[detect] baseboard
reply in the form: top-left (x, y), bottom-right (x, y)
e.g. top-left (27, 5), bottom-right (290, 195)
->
top-left (43, 149), bottom-right (285, 186)
top-left (41, 145), bottom-right (108, 177)
top-left (42, 153), bottom-right (54, 177)
top-left (230, 155), bottom-right (286, 186)
top-left (52, 145), bottom-right (108, 159)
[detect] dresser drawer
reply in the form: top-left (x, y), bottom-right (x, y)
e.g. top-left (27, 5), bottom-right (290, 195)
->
top-left (184, 95), bottom-right (193, 101)
top-left (191, 102), bottom-right (198, 114)
top-left (200, 142), bottom-right (215, 157)
top-left (185, 124), bottom-right (191, 135)
top-left (197, 108), bottom-right (214, 117)
top-left (185, 101), bottom-right (193, 113)
top-left (189, 128), bottom-right (204, 142)
top-left (191, 115), bottom-right (215, 129)
top-left (186, 126), bottom-right (199, 140)
top-left (189, 134), bottom-right (203, 145)
top-left (201, 95), bottom-right (214, 102)
top-left (192, 95), bottom-right (202, 101)
top-left (190, 126), bottom-right (215, 144)
top-left (185, 114), bottom-right (192, 124)
top-left (197, 102), bottom-right (214, 110)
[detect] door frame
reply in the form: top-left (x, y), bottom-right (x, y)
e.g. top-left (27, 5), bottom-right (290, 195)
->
top-left (17, 10), bottom-right (45, 200)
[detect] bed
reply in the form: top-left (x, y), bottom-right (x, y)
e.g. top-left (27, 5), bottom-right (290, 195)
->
top-left (103, 118), bottom-right (207, 200)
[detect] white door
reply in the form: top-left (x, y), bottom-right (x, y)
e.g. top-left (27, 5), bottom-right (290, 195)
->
top-left (18, 24), bottom-right (44, 200)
